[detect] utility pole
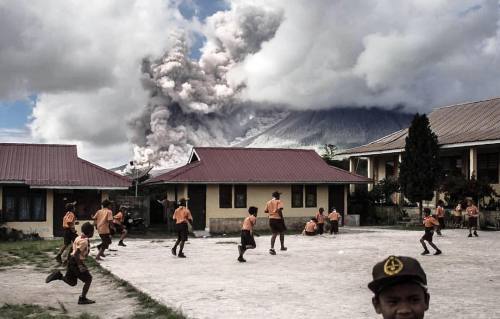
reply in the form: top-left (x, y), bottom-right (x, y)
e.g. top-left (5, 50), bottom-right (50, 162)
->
top-left (130, 161), bottom-right (138, 197)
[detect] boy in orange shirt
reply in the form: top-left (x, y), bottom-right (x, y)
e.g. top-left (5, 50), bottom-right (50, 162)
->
top-left (113, 206), bottom-right (128, 247)
top-left (265, 191), bottom-right (287, 255)
top-left (93, 199), bottom-right (115, 260)
top-left (315, 207), bottom-right (326, 235)
top-left (171, 198), bottom-right (193, 258)
top-left (303, 217), bottom-right (318, 236)
top-left (466, 200), bottom-right (479, 237)
top-left (435, 200), bottom-right (445, 236)
top-left (238, 206), bottom-right (258, 262)
top-left (55, 202), bottom-right (78, 264)
top-left (46, 222), bottom-right (95, 305)
top-left (328, 208), bottom-right (341, 235)
top-left (420, 208), bottom-right (442, 255)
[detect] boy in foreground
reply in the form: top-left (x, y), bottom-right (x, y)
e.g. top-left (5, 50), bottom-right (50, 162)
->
top-left (46, 222), bottom-right (95, 305)
top-left (368, 255), bottom-right (430, 319)
top-left (265, 191), bottom-right (287, 255)
top-left (238, 206), bottom-right (258, 262)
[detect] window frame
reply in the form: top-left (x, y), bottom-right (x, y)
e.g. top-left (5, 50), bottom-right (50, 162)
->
top-left (305, 185), bottom-right (317, 208)
top-left (291, 185), bottom-right (304, 208)
top-left (477, 153), bottom-right (499, 184)
top-left (219, 184), bottom-right (232, 208)
top-left (234, 184), bottom-right (247, 208)
top-left (2, 186), bottom-right (46, 222)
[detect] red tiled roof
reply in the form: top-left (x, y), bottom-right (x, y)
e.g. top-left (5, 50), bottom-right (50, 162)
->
top-left (340, 97), bottom-right (500, 156)
top-left (0, 143), bottom-right (131, 188)
top-left (145, 147), bottom-right (370, 184)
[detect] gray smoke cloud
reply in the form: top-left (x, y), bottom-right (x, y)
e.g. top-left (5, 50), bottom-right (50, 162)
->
top-left (130, 4), bottom-right (285, 168)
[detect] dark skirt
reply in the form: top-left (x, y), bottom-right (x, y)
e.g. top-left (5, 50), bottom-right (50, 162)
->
top-left (438, 217), bottom-right (445, 229)
top-left (468, 217), bottom-right (478, 228)
top-left (317, 223), bottom-right (324, 235)
top-left (241, 230), bottom-right (256, 248)
top-left (330, 220), bottom-right (339, 234)
top-left (269, 218), bottom-right (286, 233)
top-left (175, 222), bottom-right (189, 241)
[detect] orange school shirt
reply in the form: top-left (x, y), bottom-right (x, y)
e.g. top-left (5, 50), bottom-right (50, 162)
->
top-left (242, 215), bottom-right (257, 231)
top-left (305, 221), bottom-right (317, 233)
top-left (62, 211), bottom-right (76, 229)
top-left (71, 234), bottom-right (90, 261)
top-left (315, 212), bottom-right (325, 224)
top-left (113, 211), bottom-right (124, 225)
top-left (466, 205), bottom-right (479, 217)
top-left (423, 216), bottom-right (439, 228)
top-left (173, 206), bottom-right (193, 224)
top-left (94, 208), bottom-right (113, 234)
top-left (436, 206), bottom-right (445, 218)
top-left (328, 212), bottom-right (340, 221)
top-left (265, 198), bottom-right (284, 219)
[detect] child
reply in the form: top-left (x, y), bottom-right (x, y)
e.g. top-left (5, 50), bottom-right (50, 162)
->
top-left (303, 217), bottom-right (318, 236)
top-left (171, 198), bottom-right (193, 258)
top-left (113, 206), bottom-right (128, 247)
top-left (453, 202), bottom-right (463, 229)
top-left (435, 200), bottom-right (445, 236)
top-left (368, 255), bottom-right (430, 318)
top-left (265, 191), bottom-right (287, 255)
top-left (328, 208), bottom-right (341, 235)
top-left (93, 199), bottom-right (115, 260)
top-left (55, 202), bottom-right (78, 264)
top-left (466, 200), bottom-right (479, 237)
top-left (315, 207), bottom-right (326, 235)
top-left (46, 222), bottom-right (95, 305)
top-left (238, 206), bottom-right (258, 262)
top-left (420, 208), bottom-right (442, 255)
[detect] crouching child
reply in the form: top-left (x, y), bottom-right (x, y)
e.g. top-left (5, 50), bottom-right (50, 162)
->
top-left (238, 206), bottom-right (258, 262)
top-left (303, 217), bottom-right (318, 236)
top-left (46, 222), bottom-right (95, 305)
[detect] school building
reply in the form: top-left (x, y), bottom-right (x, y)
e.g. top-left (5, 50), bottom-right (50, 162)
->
top-left (340, 97), bottom-right (500, 203)
top-left (0, 143), bottom-right (131, 237)
top-left (143, 147), bottom-right (370, 233)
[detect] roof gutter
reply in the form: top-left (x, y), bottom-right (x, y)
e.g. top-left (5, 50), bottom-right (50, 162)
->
top-left (143, 180), bottom-right (372, 185)
top-left (29, 186), bottom-right (130, 190)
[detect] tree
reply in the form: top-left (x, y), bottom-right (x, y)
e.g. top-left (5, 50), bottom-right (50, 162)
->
top-left (321, 144), bottom-right (349, 170)
top-left (440, 173), bottom-right (497, 208)
top-left (398, 114), bottom-right (441, 218)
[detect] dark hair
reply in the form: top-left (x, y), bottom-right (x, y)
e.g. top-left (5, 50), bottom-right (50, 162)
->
top-left (319, 207), bottom-right (324, 213)
top-left (312, 217), bottom-right (318, 222)
top-left (437, 200), bottom-right (444, 206)
top-left (81, 222), bottom-right (94, 236)
top-left (101, 199), bottom-right (111, 208)
top-left (424, 207), bottom-right (431, 215)
top-left (248, 206), bottom-right (258, 216)
top-left (65, 203), bottom-right (75, 211)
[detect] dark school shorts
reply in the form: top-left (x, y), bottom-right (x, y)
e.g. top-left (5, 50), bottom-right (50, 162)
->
top-left (114, 223), bottom-right (126, 234)
top-left (305, 231), bottom-right (316, 236)
top-left (269, 218), bottom-right (286, 233)
top-left (99, 233), bottom-right (112, 249)
top-left (63, 228), bottom-right (78, 245)
top-left (65, 256), bottom-right (92, 286)
top-left (438, 217), bottom-right (445, 229)
top-left (468, 217), bottom-right (478, 228)
top-left (241, 230), bottom-right (256, 248)
top-left (175, 222), bottom-right (189, 241)
top-left (421, 228), bottom-right (434, 242)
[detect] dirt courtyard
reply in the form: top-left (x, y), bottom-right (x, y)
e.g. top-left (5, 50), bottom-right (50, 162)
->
top-left (94, 228), bottom-right (500, 319)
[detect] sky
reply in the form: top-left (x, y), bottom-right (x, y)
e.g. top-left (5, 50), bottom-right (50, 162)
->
top-left (0, 0), bottom-right (499, 168)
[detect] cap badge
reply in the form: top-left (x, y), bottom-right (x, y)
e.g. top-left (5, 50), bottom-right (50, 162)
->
top-left (384, 256), bottom-right (404, 276)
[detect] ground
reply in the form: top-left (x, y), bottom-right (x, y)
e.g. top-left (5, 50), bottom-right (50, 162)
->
top-left (97, 228), bottom-right (500, 319)
top-left (1, 228), bottom-right (499, 318)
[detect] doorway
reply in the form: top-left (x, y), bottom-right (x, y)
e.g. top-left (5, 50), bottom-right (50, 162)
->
top-left (188, 185), bottom-right (206, 230)
top-left (328, 185), bottom-right (345, 224)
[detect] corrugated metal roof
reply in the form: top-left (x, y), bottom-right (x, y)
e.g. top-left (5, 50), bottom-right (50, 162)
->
top-left (0, 143), bottom-right (131, 188)
top-left (145, 147), bottom-right (370, 184)
top-left (340, 97), bottom-right (500, 155)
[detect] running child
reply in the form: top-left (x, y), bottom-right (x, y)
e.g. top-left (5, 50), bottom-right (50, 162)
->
top-left (55, 202), bottom-right (78, 264)
top-left (46, 222), bottom-right (95, 305)
top-left (315, 208), bottom-right (326, 235)
top-left (171, 198), bottom-right (193, 258)
top-left (238, 206), bottom-right (258, 262)
top-left (466, 200), bottom-right (479, 237)
top-left (113, 206), bottom-right (128, 247)
top-left (328, 208), bottom-right (341, 235)
top-left (303, 217), bottom-right (318, 236)
top-left (93, 199), bottom-right (114, 260)
top-left (420, 208), bottom-right (442, 255)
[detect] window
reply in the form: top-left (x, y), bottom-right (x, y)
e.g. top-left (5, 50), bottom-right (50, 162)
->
top-left (478, 153), bottom-right (499, 184)
top-left (234, 185), bottom-right (247, 208)
top-left (219, 185), bottom-right (232, 208)
top-left (2, 187), bottom-right (46, 221)
top-left (305, 185), bottom-right (317, 207)
top-left (291, 185), bottom-right (303, 208)
top-left (385, 160), bottom-right (395, 177)
top-left (442, 156), bottom-right (463, 177)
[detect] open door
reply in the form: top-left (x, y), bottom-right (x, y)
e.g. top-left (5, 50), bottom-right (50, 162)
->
top-left (187, 184), bottom-right (206, 230)
top-left (328, 185), bottom-right (345, 225)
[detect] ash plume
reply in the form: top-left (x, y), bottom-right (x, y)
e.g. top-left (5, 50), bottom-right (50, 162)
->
top-left (130, 4), bottom-right (285, 169)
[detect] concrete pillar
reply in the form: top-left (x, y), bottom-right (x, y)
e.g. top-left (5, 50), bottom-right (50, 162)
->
top-left (349, 157), bottom-right (356, 194)
top-left (469, 147), bottom-right (477, 179)
top-left (367, 156), bottom-right (374, 191)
